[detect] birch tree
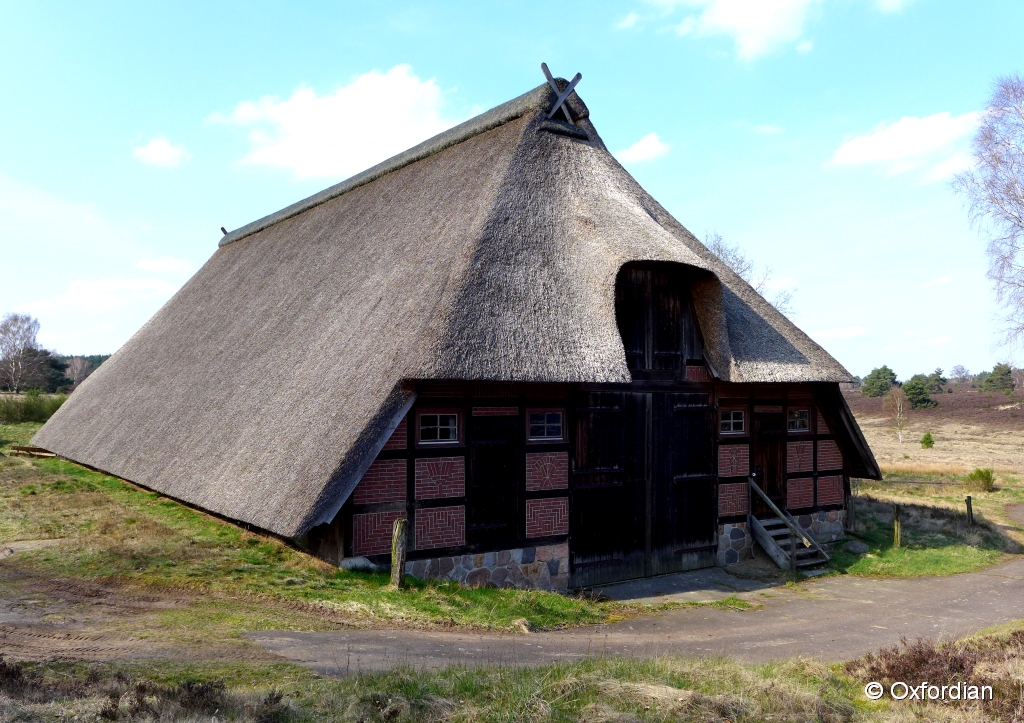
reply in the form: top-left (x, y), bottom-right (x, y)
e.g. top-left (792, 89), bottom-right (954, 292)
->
top-left (953, 75), bottom-right (1024, 346)
top-left (883, 385), bottom-right (910, 443)
top-left (0, 313), bottom-right (40, 393)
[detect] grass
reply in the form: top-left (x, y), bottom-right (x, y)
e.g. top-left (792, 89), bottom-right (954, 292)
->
top-left (0, 392), bottom-right (67, 424)
top-left (8, 623), bottom-right (1024, 722)
top-left (820, 472), bottom-right (1023, 578)
top-left (0, 423), bottom-right (751, 637)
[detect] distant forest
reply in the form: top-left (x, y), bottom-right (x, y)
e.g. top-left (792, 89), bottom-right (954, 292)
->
top-left (0, 351), bottom-right (110, 394)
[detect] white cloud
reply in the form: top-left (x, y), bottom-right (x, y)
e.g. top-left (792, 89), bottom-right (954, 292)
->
top-left (616, 11), bottom-right (641, 28)
top-left (667, 0), bottom-right (822, 60)
top-left (920, 276), bottom-right (952, 288)
top-left (833, 112), bottom-right (978, 166)
top-left (211, 64), bottom-right (466, 180)
top-left (615, 133), bottom-right (670, 163)
top-left (23, 279), bottom-right (179, 316)
top-left (137, 257), bottom-right (194, 274)
top-left (132, 137), bottom-right (191, 167)
top-left (812, 325), bottom-right (868, 339)
top-left (831, 111), bottom-right (980, 180)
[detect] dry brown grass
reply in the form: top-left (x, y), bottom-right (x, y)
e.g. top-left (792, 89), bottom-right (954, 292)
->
top-left (847, 388), bottom-right (1024, 476)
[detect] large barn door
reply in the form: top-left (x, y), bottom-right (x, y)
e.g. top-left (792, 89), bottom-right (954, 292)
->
top-left (569, 392), bottom-right (647, 587)
top-left (649, 393), bottom-right (717, 575)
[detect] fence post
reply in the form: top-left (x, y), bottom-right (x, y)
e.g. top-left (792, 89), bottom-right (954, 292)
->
top-left (892, 502), bottom-right (901, 550)
top-left (966, 496), bottom-right (974, 526)
top-left (390, 518), bottom-right (408, 589)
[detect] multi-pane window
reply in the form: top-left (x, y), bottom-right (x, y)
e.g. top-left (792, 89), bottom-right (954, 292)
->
top-left (528, 412), bottom-right (563, 441)
top-left (720, 410), bottom-right (744, 434)
top-left (787, 409), bottom-right (810, 432)
top-left (420, 413), bottom-right (458, 443)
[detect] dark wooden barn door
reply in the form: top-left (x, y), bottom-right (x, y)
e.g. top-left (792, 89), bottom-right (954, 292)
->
top-left (649, 393), bottom-right (717, 575)
top-left (615, 265), bottom-right (703, 374)
top-left (752, 414), bottom-right (785, 516)
top-left (571, 391), bottom-right (716, 586)
top-left (569, 392), bottom-right (647, 587)
top-left (467, 414), bottom-right (520, 547)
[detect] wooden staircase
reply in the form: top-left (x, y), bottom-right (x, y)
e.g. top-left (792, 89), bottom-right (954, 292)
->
top-left (747, 477), bottom-right (830, 571)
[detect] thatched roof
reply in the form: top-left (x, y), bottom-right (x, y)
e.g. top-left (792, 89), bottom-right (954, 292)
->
top-left (34, 79), bottom-right (860, 537)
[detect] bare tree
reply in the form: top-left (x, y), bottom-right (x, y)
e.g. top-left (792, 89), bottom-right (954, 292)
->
top-left (953, 75), bottom-right (1024, 346)
top-left (704, 231), bottom-right (795, 316)
top-left (950, 364), bottom-right (972, 385)
top-left (0, 313), bottom-right (40, 393)
top-left (883, 385), bottom-right (910, 443)
top-left (66, 357), bottom-right (91, 387)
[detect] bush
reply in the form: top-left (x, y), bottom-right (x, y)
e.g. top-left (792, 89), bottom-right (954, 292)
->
top-left (862, 365), bottom-right (898, 397)
top-left (902, 376), bottom-right (938, 409)
top-left (920, 432), bottom-right (934, 448)
top-left (964, 468), bottom-right (995, 492)
top-left (0, 391), bottom-right (67, 424)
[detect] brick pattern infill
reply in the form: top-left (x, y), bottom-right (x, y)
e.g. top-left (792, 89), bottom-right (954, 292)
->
top-left (787, 441), bottom-right (813, 473)
top-left (472, 407), bottom-right (518, 416)
top-left (382, 417), bottom-right (407, 451)
top-left (718, 445), bottom-right (749, 477)
top-left (685, 365), bottom-right (711, 382)
top-left (406, 543), bottom-right (569, 590)
top-left (526, 452), bottom-right (569, 491)
top-left (718, 482), bottom-right (749, 516)
top-left (415, 456), bottom-right (465, 499)
top-left (415, 505), bottom-right (465, 549)
top-left (787, 478), bottom-right (814, 509)
top-left (817, 410), bottom-right (829, 434)
top-left (817, 440), bottom-right (843, 471)
top-left (353, 459), bottom-right (407, 504)
top-left (352, 511), bottom-right (405, 556)
top-left (526, 497), bottom-right (568, 537)
top-left (817, 475), bottom-right (844, 505)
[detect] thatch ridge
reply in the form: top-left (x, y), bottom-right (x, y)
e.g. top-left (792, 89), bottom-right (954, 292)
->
top-left (220, 81), bottom-right (588, 248)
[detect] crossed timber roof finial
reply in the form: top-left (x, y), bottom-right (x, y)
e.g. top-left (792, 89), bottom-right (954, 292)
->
top-left (541, 63), bottom-right (582, 122)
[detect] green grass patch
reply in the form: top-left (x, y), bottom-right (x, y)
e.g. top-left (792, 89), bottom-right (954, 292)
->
top-left (0, 391), bottom-right (66, 424)
top-left (828, 492), bottom-right (1015, 577)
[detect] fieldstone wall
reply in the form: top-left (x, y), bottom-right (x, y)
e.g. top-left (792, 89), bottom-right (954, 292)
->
top-left (717, 521), bottom-right (752, 566)
top-left (798, 509), bottom-right (846, 543)
top-left (405, 543), bottom-right (569, 591)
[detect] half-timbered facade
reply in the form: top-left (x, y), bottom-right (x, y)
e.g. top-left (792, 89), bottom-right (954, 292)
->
top-left (35, 73), bottom-right (879, 591)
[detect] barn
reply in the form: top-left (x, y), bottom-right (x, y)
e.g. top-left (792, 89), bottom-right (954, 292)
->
top-left (34, 73), bottom-right (880, 590)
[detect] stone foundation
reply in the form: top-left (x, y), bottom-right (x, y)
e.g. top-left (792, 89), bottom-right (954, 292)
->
top-left (405, 543), bottom-right (569, 591)
top-left (717, 521), bottom-right (753, 566)
top-left (798, 509), bottom-right (846, 543)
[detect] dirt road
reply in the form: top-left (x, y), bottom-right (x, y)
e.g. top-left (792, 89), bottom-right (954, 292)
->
top-left (251, 556), bottom-right (1024, 675)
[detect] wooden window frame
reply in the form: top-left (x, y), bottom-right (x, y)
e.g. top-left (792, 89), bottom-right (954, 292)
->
top-left (415, 408), bottom-right (464, 448)
top-left (787, 409), bottom-right (811, 434)
top-left (719, 409), bottom-right (746, 436)
top-left (525, 408), bottom-right (566, 444)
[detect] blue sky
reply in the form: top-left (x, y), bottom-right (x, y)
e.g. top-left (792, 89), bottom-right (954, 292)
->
top-left (0, 0), bottom-right (1019, 379)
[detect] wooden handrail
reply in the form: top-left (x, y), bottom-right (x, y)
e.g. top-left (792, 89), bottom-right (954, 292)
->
top-left (747, 476), bottom-right (813, 548)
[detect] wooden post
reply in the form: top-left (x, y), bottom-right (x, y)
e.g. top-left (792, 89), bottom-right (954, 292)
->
top-left (390, 518), bottom-right (408, 589)
top-left (966, 496), bottom-right (974, 526)
top-left (789, 527), bottom-right (796, 572)
top-left (892, 502), bottom-right (902, 550)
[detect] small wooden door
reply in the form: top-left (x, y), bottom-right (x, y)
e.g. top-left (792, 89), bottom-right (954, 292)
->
top-left (752, 415), bottom-right (785, 516)
top-left (467, 414), bottom-right (520, 547)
